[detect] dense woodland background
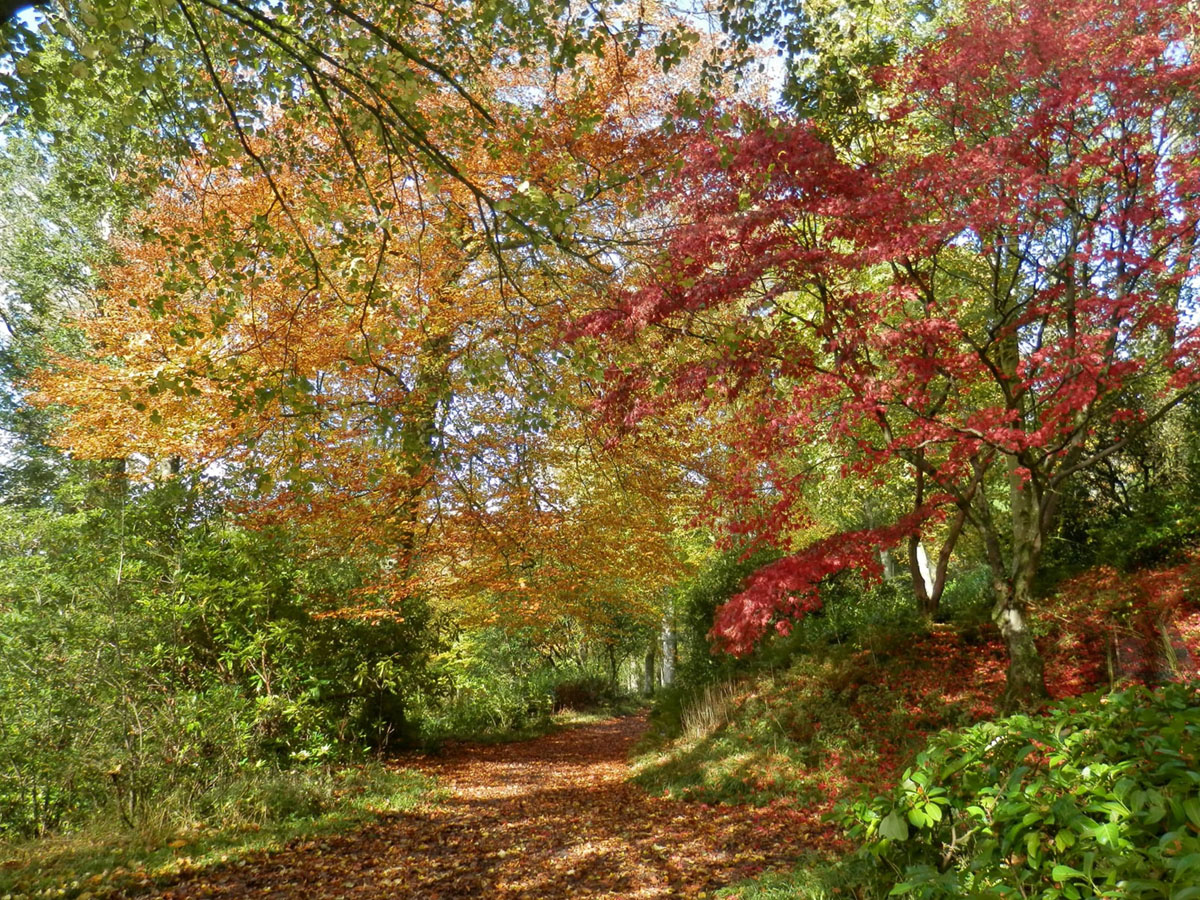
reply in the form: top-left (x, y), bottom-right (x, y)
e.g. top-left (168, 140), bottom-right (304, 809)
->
top-left (4, 0), bottom-right (1200, 897)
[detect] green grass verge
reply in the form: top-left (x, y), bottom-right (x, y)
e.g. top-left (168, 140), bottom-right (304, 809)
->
top-left (1, 704), bottom-right (644, 900)
top-left (714, 853), bottom-right (883, 900)
top-left (632, 622), bottom-right (1016, 811)
top-left (0, 764), bottom-right (438, 900)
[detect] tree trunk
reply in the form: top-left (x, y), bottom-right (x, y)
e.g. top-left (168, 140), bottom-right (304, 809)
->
top-left (907, 513), bottom-right (966, 623)
top-left (642, 642), bottom-right (656, 697)
top-left (982, 455), bottom-right (1050, 709)
top-left (980, 253), bottom-right (1052, 707)
top-left (659, 609), bottom-right (676, 688)
top-left (880, 548), bottom-right (897, 579)
top-left (991, 576), bottom-right (1048, 710)
top-left (903, 458), bottom-right (966, 622)
top-left (908, 536), bottom-right (937, 620)
top-left (392, 332), bottom-right (453, 573)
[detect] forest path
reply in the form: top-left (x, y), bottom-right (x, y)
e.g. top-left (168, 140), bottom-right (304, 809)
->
top-left (152, 714), bottom-right (821, 899)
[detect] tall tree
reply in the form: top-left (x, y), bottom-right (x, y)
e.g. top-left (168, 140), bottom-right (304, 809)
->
top-left (0, 96), bottom-right (141, 505)
top-left (576, 0), bottom-right (1200, 705)
top-left (31, 45), bottom-right (702, 636)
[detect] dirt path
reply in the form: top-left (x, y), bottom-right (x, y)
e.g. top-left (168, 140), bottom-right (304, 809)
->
top-left (152, 715), bottom-right (822, 899)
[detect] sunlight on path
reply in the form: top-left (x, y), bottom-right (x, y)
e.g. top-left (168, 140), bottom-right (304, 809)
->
top-left (151, 716), bottom-right (820, 899)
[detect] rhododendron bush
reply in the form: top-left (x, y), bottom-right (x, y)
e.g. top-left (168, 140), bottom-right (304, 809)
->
top-left (845, 683), bottom-right (1200, 898)
top-left (577, 0), bottom-right (1200, 705)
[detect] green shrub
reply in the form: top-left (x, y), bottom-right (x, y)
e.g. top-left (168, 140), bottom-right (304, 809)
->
top-left (414, 627), bottom-right (559, 741)
top-left (0, 480), bottom-right (441, 837)
top-left (842, 683), bottom-right (1200, 898)
top-left (937, 565), bottom-right (992, 624)
top-left (673, 545), bottom-right (777, 690)
top-left (791, 573), bottom-right (921, 651)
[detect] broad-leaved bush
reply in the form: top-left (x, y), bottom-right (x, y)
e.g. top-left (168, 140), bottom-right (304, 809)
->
top-left (844, 684), bottom-right (1200, 898)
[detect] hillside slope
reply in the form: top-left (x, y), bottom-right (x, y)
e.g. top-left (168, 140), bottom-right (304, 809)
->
top-left (635, 551), bottom-right (1200, 841)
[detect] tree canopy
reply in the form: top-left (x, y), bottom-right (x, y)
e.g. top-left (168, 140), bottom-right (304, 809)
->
top-left (574, 0), bottom-right (1200, 702)
top-left (5, 0), bottom-right (1200, 713)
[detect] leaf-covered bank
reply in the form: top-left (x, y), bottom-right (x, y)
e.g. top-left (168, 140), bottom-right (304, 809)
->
top-left (637, 548), bottom-right (1200, 898)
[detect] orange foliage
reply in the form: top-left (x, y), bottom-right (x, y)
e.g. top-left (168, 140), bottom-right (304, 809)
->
top-left (31, 39), bottom-right (709, 636)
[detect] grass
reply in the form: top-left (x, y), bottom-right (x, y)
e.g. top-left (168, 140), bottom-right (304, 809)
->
top-left (424, 694), bottom-right (648, 749)
top-left (553, 697), bottom-right (646, 726)
top-left (635, 549), bottom-right (1200, 814)
top-left (714, 852), bottom-right (885, 900)
top-left (0, 699), bottom-right (646, 900)
top-left (0, 763), bottom-right (438, 900)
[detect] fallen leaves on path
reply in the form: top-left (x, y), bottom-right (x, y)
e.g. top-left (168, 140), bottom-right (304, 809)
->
top-left (146, 715), bottom-right (827, 898)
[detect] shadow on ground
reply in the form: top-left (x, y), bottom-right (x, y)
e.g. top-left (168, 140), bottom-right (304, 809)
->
top-left (146, 716), bottom-right (825, 899)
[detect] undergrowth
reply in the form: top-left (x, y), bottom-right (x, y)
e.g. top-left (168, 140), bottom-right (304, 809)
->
top-left (633, 630), bottom-right (1005, 811)
top-left (846, 682), bottom-right (1200, 898)
top-left (0, 763), bottom-right (437, 900)
top-left (426, 696), bottom-right (647, 749)
top-left (648, 549), bottom-right (1200, 900)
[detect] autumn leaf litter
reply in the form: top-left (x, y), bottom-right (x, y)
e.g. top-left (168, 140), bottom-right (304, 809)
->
top-left (143, 715), bottom-right (824, 899)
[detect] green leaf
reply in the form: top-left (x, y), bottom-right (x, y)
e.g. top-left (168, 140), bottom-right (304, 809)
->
top-left (1051, 864), bottom-right (1085, 881)
top-left (1025, 831), bottom-right (1040, 862)
top-left (879, 810), bottom-right (909, 841)
top-left (1184, 797), bottom-right (1200, 829)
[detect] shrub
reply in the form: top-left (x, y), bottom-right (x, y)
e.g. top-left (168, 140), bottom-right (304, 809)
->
top-left (937, 566), bottom-right (992, 624)
top-left (842, 683), bottom-right (1200, 898)
top-left (413, 627), bottom-right (559, 741)
top-left (796, 574), bottom-right (921, 650)
top-left (0, 482), bottom-right (441, 837)
top-left (672, 545), bottom-right (777, 690)
top-left (553, 676), bottom-right (612, 712)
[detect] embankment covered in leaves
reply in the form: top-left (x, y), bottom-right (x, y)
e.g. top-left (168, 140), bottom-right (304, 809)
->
top-left (636, 549), bottom-right (1200, 898)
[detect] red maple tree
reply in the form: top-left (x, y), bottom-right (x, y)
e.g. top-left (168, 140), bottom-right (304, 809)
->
top-left (576, 0), bottom-right (1200, 705)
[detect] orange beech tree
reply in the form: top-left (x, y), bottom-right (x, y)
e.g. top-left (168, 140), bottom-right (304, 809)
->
top-left (32, 45), bottom-right (706, 643)
top-left (4, 0), bottom-right (710, 261)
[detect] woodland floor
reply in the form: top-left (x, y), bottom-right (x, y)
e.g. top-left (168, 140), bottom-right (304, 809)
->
top-left (142, 715), bottom-right (820, 899)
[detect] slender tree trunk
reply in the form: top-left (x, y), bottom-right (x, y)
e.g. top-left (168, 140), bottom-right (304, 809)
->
top-left (392, 331), bottom-right (453, 572)
top-left (904, 459), bottom-right (967, 622)
top-left (660, 605), bottom-right (676, 688)
top-left (880, 548), bottom-right (897, 580)
top-left (978, 456), bottom-right (1050, 709)
top-left (642, 641), bottom-right (656, 697)
top-left (908, 536), bottom-right (937, 620)
top-left (907, 460), bottom-right (935, 621)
